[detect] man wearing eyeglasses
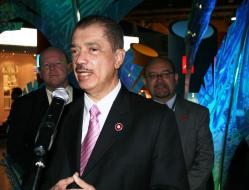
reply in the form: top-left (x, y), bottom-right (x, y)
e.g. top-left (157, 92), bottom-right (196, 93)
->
top-left (6, 47), bottom-right (83, 188)
top-left (144, 57), bottom-right (214, 190)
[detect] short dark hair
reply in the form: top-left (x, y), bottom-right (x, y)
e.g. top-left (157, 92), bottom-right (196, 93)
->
top-left (73, 15), bottom-right (124, 51)
top-left (11, 87), bottom-right (22, 101)
top-left (144, 57), bottom-right (176, 75)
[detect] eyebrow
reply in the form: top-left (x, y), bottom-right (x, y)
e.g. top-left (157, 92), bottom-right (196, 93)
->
top-left (70, 41), bottom-right (101, 48)
top-left (161, 69), bottom-right (173, 72)
top-left (70, 44), bottom-right (77, 48)
top-left (148, 69), bottom-right (173, 73)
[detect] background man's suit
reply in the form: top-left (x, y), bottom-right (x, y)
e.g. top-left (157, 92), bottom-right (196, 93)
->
top-left (41, 86), bottom-right (189, 190)
top-left (6, 86), bottom-right (83, 185)
top-left (174, 96), bottom-right (213, 190)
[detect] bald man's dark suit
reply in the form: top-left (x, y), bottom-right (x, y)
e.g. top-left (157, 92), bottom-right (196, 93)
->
top-left (6, 86), bottom-right (83, 185)
top-left (174, 96), bottom-right (213, 190)
top-left (41, 86), bottom-right (189, 190)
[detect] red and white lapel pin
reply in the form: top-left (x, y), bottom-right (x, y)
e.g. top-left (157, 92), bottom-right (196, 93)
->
top-left (114, 122), bottom-right (124, 132)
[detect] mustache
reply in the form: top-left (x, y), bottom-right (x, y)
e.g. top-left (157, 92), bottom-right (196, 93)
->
top-left (154, 83), bottom-right (167, 89)
top-left (74, 64), bottom-right (92, 73)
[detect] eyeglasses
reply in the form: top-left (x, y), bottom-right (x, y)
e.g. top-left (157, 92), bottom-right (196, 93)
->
top-left (41, 62), bottom-right (65, 70)
top-left (145, 71), bottom-right (174, 80)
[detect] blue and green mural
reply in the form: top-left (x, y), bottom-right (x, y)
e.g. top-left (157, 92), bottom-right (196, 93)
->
top-left (198, 0), bottom-right (249, 189)
top-left (0, 0), bottom-right (143, 56)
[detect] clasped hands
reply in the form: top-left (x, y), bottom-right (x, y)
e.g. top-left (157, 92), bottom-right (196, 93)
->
top-left (51, 172), bottom-right (96, 190)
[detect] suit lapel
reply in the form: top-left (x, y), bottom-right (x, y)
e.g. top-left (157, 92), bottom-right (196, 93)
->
top-left (82, 87), bottom-right (131, 177)
top-left (30, 87), bottom-right (49, 133)
top-left (175, 96), bottom-right (186, 120)
top-left (175, 96), bottom-right (190, 134)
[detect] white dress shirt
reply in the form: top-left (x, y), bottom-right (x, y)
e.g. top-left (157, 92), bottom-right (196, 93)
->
top-left (81, 80), bottom-right (121, 143)
top-left (166, 94), bottom-right (176, 111)
top-left (154, 94), bottom-right (176, 111)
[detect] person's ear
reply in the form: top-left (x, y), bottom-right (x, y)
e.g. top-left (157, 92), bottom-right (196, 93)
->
top-left (143, 76), bottom-right (148, 87)
top-left (38, 69), bottom-right (43, 80)
top-left (114, 49), bottom-right (125, 69)
top-left (175, 73), bottom-right (179, 84)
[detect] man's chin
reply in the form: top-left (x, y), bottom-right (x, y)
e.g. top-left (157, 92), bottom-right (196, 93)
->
top-left (154, 90), bottom-right (169, 98)
top-left (48, 83), bottom-right (60, 88)
top-left (78, 83), bottom-right (95, 92)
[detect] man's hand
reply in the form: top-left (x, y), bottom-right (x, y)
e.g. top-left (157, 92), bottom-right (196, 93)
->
top-left (51, 172), bottom-right (96, 190)
top-left (72, 173), bottom-right (96, 190)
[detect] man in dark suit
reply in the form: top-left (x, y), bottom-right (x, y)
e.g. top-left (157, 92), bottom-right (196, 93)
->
top-left (41, 15), bottom-right (189, 190)
top-left (144, 57), bottom-right (214, 190)
top-left (6, 47), bottom-right (83, 187)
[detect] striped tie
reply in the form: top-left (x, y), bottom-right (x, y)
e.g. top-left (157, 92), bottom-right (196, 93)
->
top-left (80, 104), bottom-right (101, 175)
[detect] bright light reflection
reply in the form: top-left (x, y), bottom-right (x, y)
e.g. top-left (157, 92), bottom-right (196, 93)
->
top-left (0, 27), bottom-right (37, 47)
top-left (124, 36), bottom-right (139, 51)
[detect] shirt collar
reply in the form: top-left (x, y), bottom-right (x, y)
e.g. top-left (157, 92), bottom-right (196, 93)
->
top-left (84, 80), bottom-right (121, 114)
top-left (166, 94), bottom-right (177, 110)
